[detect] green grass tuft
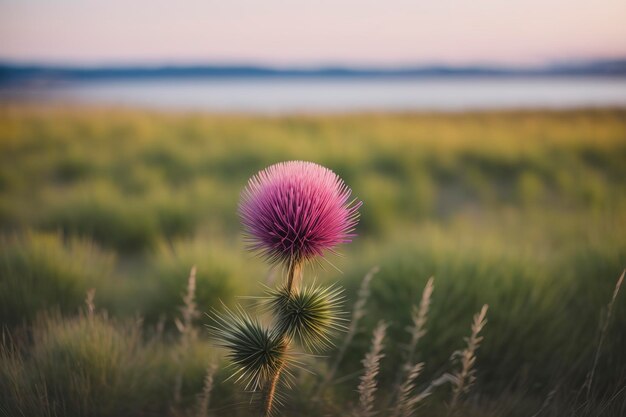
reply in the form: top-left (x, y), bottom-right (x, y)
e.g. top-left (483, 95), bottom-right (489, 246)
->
top-left (0, 232), bottom-right (114, 326)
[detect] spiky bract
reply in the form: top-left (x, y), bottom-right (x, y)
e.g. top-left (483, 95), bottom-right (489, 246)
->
top-left (207, 306), bottom-right (291, 391)
top-left (265, 284), bottom-right (346, 351)
top-left (239, 161), bottom-right (361, 266)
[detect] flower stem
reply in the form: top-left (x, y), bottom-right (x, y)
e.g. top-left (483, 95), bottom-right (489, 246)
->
top-left (263, 357), bottom-right (285, 416)
top-left (263, 261), bottom-right (301, 416)
top-left (286, 261), bottom-right (301, 294)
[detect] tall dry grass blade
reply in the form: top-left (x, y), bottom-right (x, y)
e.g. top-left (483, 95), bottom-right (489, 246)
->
top-left (448, 304), bottom-right (488, 414)
top-left (584, 269), bottom-right (624, 400)
top-left (196, 363), bottom-right (217, 417)
top-left (406, 277), bottom-right (434, 365)
top-left (176, 265), bottom-right (200, 346)
top-left (392, 362), bottom-right (425, 417)
top-left (355, 321), bottom-right (387, 417)
top-left (174, 266), bottom-right (200, 405)
top-left (316, 266), bottom-right (379, 399)
top-left (411, 373), bottom-right (454, 408)
top-left (393, 277), bottom-right (434, 397)
top-left (85, 288), bottom-right (96, 319)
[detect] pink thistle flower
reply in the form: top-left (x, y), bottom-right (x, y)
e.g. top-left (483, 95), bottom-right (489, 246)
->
top-left (239, 161), bottom-right (361, 267)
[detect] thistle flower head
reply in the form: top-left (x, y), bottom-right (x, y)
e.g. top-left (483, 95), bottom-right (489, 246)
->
top-left (207, 305), bottom-right (292, 392)
top-left (239, 161), bottom-right (361, 267)
top-left (264, 283), bottom-right (346, 352)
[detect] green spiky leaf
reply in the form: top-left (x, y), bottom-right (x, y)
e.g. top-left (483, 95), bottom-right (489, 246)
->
top-left (207, 305), bottom-right (291, 391)
top-left (265, 284), bottom-right (346, 352)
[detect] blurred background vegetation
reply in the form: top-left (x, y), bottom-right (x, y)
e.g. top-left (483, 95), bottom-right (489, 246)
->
top-left (1, 106), bottom-right (625, 416)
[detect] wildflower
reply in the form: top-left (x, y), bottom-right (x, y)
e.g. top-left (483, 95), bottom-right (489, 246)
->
top-left (239, 161), bottom-right (361, 270)
top-left (212, 161), bottom-right (360, 416)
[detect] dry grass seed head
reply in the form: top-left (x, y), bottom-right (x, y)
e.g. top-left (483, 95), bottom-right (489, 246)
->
top-left (356, 320), bottom-right (388, 417)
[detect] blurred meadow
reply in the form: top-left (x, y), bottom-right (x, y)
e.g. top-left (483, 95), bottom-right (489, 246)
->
top-left (1, 105), bottom-right (625, 416)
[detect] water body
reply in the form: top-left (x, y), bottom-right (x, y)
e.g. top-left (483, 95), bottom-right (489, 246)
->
top-left (2, 77), bottom-right (626, 112)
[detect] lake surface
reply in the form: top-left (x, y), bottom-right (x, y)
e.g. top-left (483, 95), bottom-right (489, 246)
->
top-left (2, 77), bottom-right (626, 112)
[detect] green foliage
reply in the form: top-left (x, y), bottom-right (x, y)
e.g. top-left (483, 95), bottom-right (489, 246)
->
top-left (0, 312), bottom-right (226, 417)
top-left (1, 107), bottom-right (625, 416)
top-left (0, 232), bottom-right (114, 326)
top-left (136, 238), bottom-right (252, 323)
top-left (1, 313), bottom-right (156, 416)
top-left (336, 227), bottom-right (626, 398)
top-left (2, 108), bottom-right (625, 252)
top-left (39, 181), bottom-right (202, 252)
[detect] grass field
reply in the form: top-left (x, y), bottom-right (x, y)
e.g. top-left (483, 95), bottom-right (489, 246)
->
top-left (1, 105), bottom-right (625, 416)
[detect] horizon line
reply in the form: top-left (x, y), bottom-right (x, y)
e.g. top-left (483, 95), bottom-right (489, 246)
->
top-left (1, 55), bottom-right (626, 70)
top-left (2, 57), bottom-right (625, 84)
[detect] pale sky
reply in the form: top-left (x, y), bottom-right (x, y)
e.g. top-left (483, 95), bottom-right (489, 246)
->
top-left (1, 0), bottom-right (625, 66)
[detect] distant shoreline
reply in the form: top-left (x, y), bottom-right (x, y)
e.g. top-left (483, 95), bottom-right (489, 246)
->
top-left (1, 58), bottom-right (625, 85)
